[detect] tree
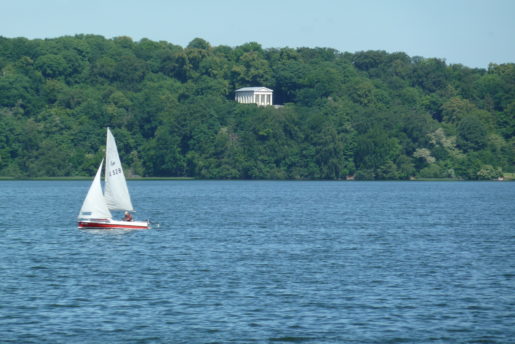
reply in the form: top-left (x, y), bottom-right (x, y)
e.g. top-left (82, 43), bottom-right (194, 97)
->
top-left (441, 96), bottom-right (476, 124)
top-left (187, 38), bottom-right (211, 50)
top-left (35, 54), bottom-right (70, 78)
top-left (232, 48), bottom-right (273, 88)
top-left (411, 57), bottom-right (448, 92)
top-left (354, 127), bottom-right (401, 179)
top-left (457, 115), bottom-right (488, 152)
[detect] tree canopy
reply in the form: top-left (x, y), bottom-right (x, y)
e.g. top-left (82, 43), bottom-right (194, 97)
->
top-left (0, 35), bottom-right (513, 180)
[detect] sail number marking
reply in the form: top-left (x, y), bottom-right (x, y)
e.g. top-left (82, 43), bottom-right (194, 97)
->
top-left (109, 168), bottom-right (122, 176)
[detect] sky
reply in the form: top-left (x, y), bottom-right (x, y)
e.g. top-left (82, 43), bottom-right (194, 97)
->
top-left (1, 0), bottom-right (514, 69)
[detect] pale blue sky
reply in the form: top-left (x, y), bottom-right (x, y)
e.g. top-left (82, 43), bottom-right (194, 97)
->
top-left (1, 0), bottom-right (513, 69)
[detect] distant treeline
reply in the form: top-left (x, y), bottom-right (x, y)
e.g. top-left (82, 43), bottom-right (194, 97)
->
top-left (0, 35), bottom-right (513, 179)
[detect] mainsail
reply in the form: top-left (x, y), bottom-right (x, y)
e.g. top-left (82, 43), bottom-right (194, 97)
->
top-left (103, 128), bottom-right (134, 212)
top-left (78, 159), bottom-right (112, 219)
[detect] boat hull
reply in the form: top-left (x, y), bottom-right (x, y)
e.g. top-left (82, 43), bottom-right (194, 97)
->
top-left (78, 219), bottom-right (150, 230)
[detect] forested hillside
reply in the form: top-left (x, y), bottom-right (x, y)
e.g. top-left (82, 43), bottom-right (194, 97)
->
top-left (0, 35), bottom-right (513, 179)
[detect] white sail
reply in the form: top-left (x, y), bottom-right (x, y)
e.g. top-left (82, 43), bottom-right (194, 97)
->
top-left (78, 159), bottom-right (112, 219)
top-left (103, 128), bottom-right (134, 211)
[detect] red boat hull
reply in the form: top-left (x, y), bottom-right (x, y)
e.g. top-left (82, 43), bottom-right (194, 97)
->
top-left (78, 219), bottom-right (150, 230)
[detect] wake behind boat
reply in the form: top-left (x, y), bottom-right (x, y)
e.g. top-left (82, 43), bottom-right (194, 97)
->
top-left (77, 128), bottom-right (150, 230)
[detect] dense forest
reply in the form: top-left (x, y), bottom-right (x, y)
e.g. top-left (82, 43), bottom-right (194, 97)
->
top-left (0, 35), bottom-right (513, 179)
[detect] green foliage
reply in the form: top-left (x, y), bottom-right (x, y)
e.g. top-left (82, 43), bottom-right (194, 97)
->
top-left (0, 35), bottom-right (513, 180)
top-left (354, 126), bottom-right (401, 179)
top-left (457, 115), bottom-right (488, 151)
top-left (476, 165), bottom-right (502, 180)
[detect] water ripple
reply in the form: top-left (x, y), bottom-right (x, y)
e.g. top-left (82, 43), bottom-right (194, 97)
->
top-left (0, 181), bottom-right (514, 343)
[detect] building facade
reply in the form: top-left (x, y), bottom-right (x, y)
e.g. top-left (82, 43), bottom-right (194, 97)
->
top-left (235, 87), bottom-right (273, 106)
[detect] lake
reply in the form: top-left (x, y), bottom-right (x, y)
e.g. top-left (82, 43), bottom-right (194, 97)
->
top-left (0, 180), bottom-right (514, 343)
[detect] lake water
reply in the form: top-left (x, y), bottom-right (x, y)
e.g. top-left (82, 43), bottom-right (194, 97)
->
top-left (0, 180), bottom-right (514, 343)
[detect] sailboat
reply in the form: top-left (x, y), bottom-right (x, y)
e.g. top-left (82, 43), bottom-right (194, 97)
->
top-left (77, 128), bottom-right (150, 230)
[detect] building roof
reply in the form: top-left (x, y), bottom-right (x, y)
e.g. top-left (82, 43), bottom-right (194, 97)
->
top-left (235, 87), bottom-right (273, 93)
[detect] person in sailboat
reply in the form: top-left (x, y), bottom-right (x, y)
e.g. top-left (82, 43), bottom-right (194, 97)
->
top-left (123, 211), bottom-right (133, 222)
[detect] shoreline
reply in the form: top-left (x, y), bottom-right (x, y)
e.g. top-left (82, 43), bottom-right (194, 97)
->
top-left (0, 176), bottom-right (512, 181)
top-left (0, 176), bottom-right (195, 181)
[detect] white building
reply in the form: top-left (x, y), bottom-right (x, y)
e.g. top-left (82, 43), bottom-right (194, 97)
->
top-left (235, 87), bottom-right (273, 106)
